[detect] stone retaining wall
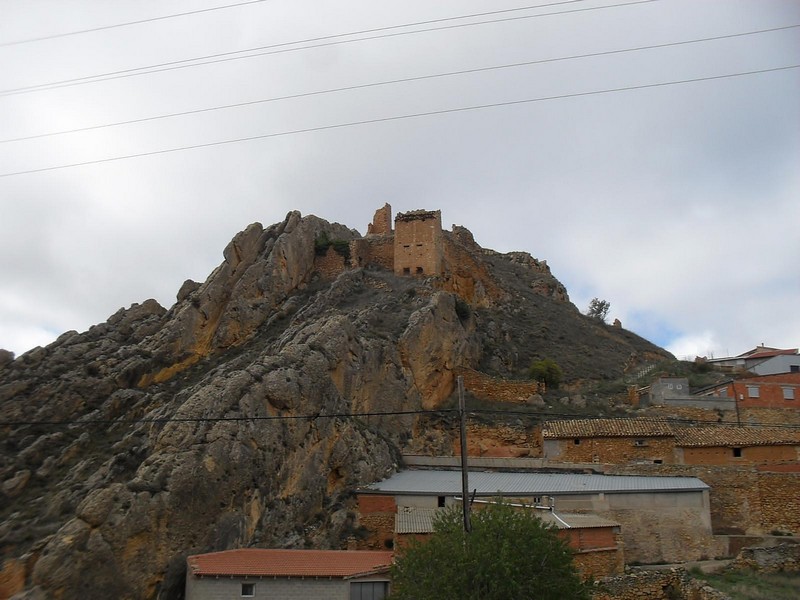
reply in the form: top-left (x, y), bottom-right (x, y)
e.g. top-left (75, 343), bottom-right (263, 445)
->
top-left (592, 568), bottom-right (730, 600)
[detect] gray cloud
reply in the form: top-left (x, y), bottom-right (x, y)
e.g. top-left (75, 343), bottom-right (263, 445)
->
top-left (0, 0), bottom-right (798, 360)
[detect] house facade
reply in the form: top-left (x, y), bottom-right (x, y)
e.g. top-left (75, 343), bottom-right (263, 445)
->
top-left (357, 469), bottom-right (713, 564)
top-left (694, 373), bottom-right (800, 409)
top-left (185, 549), bottom-right (393, 600)
top-left (675, 425), bottom-right (800, 465)
top-left (541, 418), bottom-right (677, 464)
top-left (704, 345), bottom-right (800, 375)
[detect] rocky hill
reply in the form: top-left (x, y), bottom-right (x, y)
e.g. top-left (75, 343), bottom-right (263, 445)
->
top-left (0, 209), bottom-right (670, 599)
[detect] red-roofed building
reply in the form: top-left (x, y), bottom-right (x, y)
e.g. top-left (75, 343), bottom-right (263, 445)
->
top-left (703, 345), bottom-right (800, 375)
top-left (185, 549), bottom-right (393, 600)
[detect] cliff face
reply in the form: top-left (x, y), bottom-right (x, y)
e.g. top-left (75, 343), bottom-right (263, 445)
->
top-left (0, 210), bottom-right (669, 600)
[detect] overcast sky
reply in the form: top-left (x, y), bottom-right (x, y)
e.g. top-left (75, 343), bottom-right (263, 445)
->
top-left (1, 0), bottom-right (798, 362)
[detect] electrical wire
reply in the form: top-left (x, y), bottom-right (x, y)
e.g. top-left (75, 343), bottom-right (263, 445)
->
top-left (0, 0), bottom-right (274, 47)
top-left (0, 0), bottom-right (658, 97)
top-left (3, 23), bottom-right (795, 145)
top-left (0, 64), bottom-right (796, 180)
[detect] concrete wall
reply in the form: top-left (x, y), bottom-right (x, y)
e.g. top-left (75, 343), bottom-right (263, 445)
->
top-left (186, 574), bottom-right (389, 600)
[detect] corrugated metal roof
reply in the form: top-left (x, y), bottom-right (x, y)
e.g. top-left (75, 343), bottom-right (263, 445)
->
top-left (674, 426), bottom-right (800, 447)
top-left (542, 418), bottom-right (673, 439)
top-left (395, 507), bottom-right (440, 534)
top-left (363, 470), bottom-right (708, 495)
top-left (187, 549), bottom-right (393, 578)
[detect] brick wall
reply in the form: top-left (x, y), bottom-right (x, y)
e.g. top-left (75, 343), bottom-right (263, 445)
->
top-left (456, 368), bottom-right (543, 403)
top-left (356, 495), bottom-right (397, 550)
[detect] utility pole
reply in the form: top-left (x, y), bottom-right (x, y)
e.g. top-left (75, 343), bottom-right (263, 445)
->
top-left (458, 375), bottom-right (471, 533)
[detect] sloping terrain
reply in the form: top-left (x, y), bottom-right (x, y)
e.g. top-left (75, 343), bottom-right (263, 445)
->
top-left (0, 210), bottom-right (670, 599)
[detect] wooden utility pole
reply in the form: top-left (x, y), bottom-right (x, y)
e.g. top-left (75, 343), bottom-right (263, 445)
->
top-left (458, 375), bottom-right (471, 533)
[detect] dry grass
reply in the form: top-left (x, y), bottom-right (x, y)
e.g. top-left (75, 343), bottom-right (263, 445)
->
top-left (691, 569), bottom-right (800, 600)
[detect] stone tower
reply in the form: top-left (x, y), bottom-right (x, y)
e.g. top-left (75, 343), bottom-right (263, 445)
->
top-left (393, 209), bottom-right (444, 277)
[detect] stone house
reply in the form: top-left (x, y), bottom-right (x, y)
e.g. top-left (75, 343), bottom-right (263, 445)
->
top-left (185, 549), bottom-right (393, 600)
top-left (694, 372), bottom-right (800, 409)
top-left (357, 469), bottom-right (713, 564)
top-left (541, 418), bottom-right (676, 465)
top-left (674, 425), bottom-right (800, 465)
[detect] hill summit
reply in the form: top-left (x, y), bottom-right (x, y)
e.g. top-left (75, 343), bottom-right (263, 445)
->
top-left (0, 206), bottom-right (669, 599)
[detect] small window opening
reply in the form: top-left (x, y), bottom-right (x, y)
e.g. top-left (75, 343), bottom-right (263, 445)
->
top-left (573, 438), bottom-right (581, 445)
top-left (633, 439), bottom-right (648, 447)
top-left (402, 267), bottom-right (410, 275)
top-left (653, 459), bottom-right (663, 464)
top-left (416, 266), bottom-right (424, 274)
top-left (732, 447), bottom-right (742, 458)
top-left (437, 496), bottom-right (445, 507)
top-left (241, 583), bottom-right (255, 597)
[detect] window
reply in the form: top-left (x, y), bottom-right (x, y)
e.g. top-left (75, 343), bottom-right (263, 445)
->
top-left (732, 447), bottom-right (742, 458)
top-left (402, 267), bottom-right (410, 275)
top-left (653, 459), bottom-right (663, 464)
top-left (633, 439), bottom-right (649, 447)
top-left (783, 387), bottom-right (795, 400)
top-left (573, 438), bottom-right (581, 445)
top-left (241, 582), bottom-right (255, 597)
top-left (416, 266), bottom-right (424, 274)
top-left (350, 581), bottom-right (389, 600)
top-left (747, 386), bottom-right (760, 398)
top-left (791, 365), bottom-right (799, 373)
top-left (437, 496), bottom-right (446, 507)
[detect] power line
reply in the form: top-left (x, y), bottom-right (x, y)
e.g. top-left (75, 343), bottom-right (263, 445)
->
top-left (0, 0), bottom-right (657, 97)
top-left (0, 0), bottom-right (274, 47)
top-left (0, 64), bottom-right (795, 180)
top-left (2, 24), bottom-right (794, 145)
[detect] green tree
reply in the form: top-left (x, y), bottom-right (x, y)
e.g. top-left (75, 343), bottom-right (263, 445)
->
top-left (528, 358), bottom-right (563, 389)
top-left (586, 297), bottom-right (610, 322)
top-left (390, 501), bottom-right (589, 600)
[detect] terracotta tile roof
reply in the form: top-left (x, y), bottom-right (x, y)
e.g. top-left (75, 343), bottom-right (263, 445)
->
top-left (542, 418), bottom-right (674, 439)
top-left (742, 348), bottom-right (797, 359)
top-left (187, 549), bottom-right (393, 579)
top-left (674, 426), bottom-right (800, 447)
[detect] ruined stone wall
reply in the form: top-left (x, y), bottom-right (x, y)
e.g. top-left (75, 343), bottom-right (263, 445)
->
top-left (459, 422), bottom-right (542, 458)
top-left (544, 437), bottom-right (677, 465)
top-left (456, 368), bottom-right (543, 403)
top-left (367, 203), bottom-right (393, 236)
top-left (393, 210), bottom-right (443, 277)
top-left (350, 237), bottom-right (394, 271)
top-left (314, 246), bottom-right (347, 279)
top-left (730, 542), bottom-right (800, 572)
top-left (438, 233), bottom-right (504, 306)
top-left (592, 568), bottom-right (729, 600)
top-left (575, 548), bottom-right (625, 579)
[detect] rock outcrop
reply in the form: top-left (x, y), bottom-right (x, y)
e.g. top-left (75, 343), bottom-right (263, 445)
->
top-left (0, 210), bottom-right (670, 599)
